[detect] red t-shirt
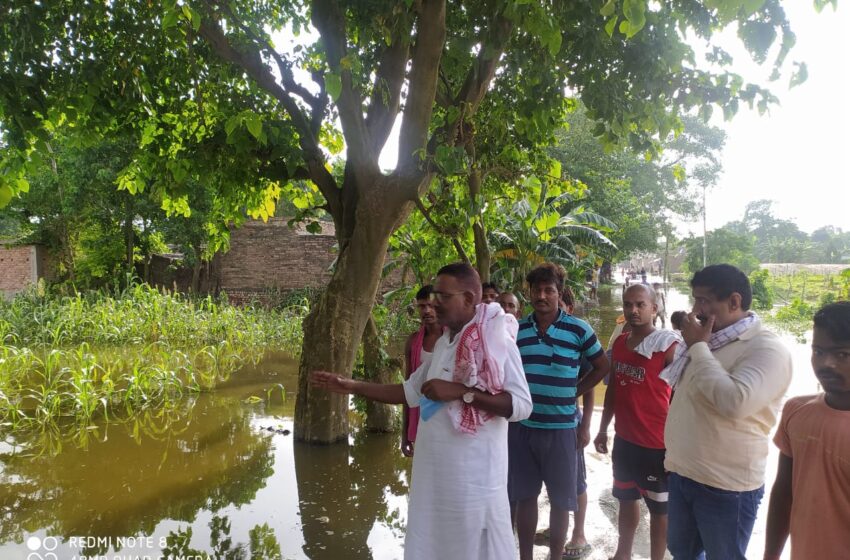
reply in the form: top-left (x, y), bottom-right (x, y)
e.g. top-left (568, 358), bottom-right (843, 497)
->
top-left (611, 332), bottom-right (673, 449)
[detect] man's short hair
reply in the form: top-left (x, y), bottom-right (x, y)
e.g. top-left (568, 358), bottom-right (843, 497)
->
top-left (690, 264), bottom-right (752, 311)
top-left (482, 281), bottom-right (500, 293)
top-left (437, 262), bottom-right (482, 299)
top-left (624, 282), bottom-right (656, 302)
top-left (670, 310), bottom-right (687, 329)
top-left (813, 301), bottom-right (850, 344)
top-left (526, 263), bottom-right (566, 293)
top-left (415, 284), bottom-right (433, 301)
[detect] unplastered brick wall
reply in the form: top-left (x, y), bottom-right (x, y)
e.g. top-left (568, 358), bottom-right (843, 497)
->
top-left (214, 218), bottom-right (412, 305)
top-left (216, 219), bottom-right (337, 300)
top-left (0, 245), bottom-right (37, 297)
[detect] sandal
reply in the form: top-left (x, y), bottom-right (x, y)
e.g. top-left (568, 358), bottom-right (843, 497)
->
top-left (562, 542), bottom-right (592, 559)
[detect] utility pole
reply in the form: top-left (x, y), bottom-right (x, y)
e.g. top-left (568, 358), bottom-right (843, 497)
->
top-left (702, 185), bottom-right (708, 268)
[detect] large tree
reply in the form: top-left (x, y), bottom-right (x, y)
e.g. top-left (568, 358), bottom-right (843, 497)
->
top-left (1, 0), bottom-right (823, 442)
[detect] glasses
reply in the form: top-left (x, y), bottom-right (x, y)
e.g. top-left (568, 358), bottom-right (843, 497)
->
top-left (429, 291), bottom-right (466, 303)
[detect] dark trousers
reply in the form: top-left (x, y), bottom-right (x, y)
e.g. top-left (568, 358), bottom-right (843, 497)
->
top-left (666, 472), bottom-right (764, 560)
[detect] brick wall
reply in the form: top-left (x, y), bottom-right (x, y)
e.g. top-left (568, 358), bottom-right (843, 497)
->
top-left (0, 245), bottom-right (37, 297)
top-left (211, 218), bottom-right (411, 305)
top-left (214, 219), bottom-right (337, 301)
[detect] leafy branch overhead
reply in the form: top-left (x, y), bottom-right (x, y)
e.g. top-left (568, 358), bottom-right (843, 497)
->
top-left (2, 0), bottom-right (808, 221)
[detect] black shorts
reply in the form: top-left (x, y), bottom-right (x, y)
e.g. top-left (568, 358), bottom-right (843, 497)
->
top-left (508, 423), bottom-right (578, 511)
top-left (612, 435), bottom-right (668, 514)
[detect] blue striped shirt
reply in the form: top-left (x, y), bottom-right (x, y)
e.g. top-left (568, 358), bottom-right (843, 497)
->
top-left (517, 310), bottom-right (604, 429)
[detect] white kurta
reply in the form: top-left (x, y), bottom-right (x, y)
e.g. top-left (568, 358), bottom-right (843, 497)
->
top-left (402, 311), bottom-right (533, 560)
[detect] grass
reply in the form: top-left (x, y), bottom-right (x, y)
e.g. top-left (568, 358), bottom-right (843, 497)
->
top-left (0, 283), bottom-right (308, 440)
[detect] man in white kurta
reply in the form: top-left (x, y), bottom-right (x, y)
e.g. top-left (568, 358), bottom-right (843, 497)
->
top-left (402, 306), bottom-right (533, 560)
top-left (310, 263), bottom-right (532, 559)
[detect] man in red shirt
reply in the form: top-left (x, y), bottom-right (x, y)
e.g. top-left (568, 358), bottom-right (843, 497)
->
top-left (594, 284), bottom-right (678, 560)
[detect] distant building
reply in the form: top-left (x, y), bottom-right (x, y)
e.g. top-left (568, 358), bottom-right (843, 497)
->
top-left (0, 241), bottom-right (56, 299)
top-left (147, 218), bottom-right (408, 304)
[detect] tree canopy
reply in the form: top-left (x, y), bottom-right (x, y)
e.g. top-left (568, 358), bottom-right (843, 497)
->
top-left (0, 0), bottom-right (827, 442)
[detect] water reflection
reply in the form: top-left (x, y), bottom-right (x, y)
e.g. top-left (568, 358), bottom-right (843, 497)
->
top-left (295, 431), bottom-right (409, 560)
top-left (161, 515), bottom-right (282, 559)
top-left (0, 392), bottom-right (275, 557)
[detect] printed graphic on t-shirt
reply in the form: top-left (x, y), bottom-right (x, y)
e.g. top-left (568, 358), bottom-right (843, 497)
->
top-left (615, 360), bottom-right (645, 384)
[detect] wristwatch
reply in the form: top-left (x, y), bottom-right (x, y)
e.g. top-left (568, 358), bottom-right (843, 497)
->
top-left (462, 390), bottom-right (475, 404)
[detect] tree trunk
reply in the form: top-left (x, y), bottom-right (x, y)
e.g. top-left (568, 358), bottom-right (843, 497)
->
top-left (466, 144), bottom-right (490, 281)
top-left (294, 178), bottom-right (414, 443)
top-left (361, 314), bottom-right (398, 433)
top-left (125, 199), bottom-right (135, 275)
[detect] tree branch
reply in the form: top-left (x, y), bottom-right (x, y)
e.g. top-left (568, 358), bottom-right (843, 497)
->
top-left (311, 0), bottom-right (373, 168)
top-left (438, 15), bottom-right (512, 150)
top-left (196, 17), bottom-right (342, 220)
top-left (365, 34), bottom-right (410, 155)
top-left (414, 198), bottom-right (470, 263)
top-left (397, 0), bottom-right (446, 175)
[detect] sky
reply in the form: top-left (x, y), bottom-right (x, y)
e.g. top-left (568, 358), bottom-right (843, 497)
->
top-left (688, 1), bottom-right (850, 236)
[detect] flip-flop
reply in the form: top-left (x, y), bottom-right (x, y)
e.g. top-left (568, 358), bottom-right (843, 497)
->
top-left (562, 542), bottom-right (592, 559)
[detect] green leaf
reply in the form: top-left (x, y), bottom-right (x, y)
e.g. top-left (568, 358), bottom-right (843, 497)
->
top-left (534, 211), bottom-right (561, 234)
top-left (245, 113), bottom-right (263, 140)
top-left (190, 9), bottom-right (201, 32)
top-left (542, 26), bottom-right (562, 57)
top-left (162, 10), bottom-right (178, 30)
top-left (0, 185), bottom-right (12, 207)
top-left (789, 61), bottom-right (808, 88)
top-left (741, 0), bottom-right (765, 16)
top-left (325, 73), bottom-right (342, 102)
top-left (622, 0), bottom-right (646, 37)
top-left (224, 115), bottom-right (241, 137)
top-left (548, 159), bottom-right (562, 180)
top-left (600, 0), bottom-right (617, 17)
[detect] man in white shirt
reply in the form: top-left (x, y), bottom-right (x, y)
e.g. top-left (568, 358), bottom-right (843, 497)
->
top-left (311, 262), bottom-right (533, 560)
top-left (663, 264), bottom-right (792, 560)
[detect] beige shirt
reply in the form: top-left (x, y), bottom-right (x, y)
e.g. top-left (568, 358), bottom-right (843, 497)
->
top-left (664, 321), bottom-right (792, 491)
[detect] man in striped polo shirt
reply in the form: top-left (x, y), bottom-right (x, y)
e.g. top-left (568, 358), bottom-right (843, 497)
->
top-left (509, 263), bottom-right (610, 560)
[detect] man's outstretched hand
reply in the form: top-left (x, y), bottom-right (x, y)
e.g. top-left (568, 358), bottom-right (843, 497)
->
top-left (310, 371), bottom-right (356, 394)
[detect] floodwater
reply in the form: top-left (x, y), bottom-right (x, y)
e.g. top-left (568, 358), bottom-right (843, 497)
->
top-left (0, 280), bottom-right (817, 560)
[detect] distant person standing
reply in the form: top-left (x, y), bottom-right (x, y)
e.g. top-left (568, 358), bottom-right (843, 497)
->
top-left (595, 284), bottom-right (679, 560)
top-left (590, 267), bottom-right (600, 301)
top-left (652, 282), bottom-right (667, 328)
top-left (402, 285), bottom-right (443, 457)
top-left (482, 282), bottom-right (500, 304)
top-left (663, 264), bottom-right (792, 560)
top-left (763, 302), bottom-right (850, 560)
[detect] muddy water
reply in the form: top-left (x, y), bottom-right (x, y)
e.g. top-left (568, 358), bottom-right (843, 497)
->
top-left (0, 282), bottom-right (816, 560)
